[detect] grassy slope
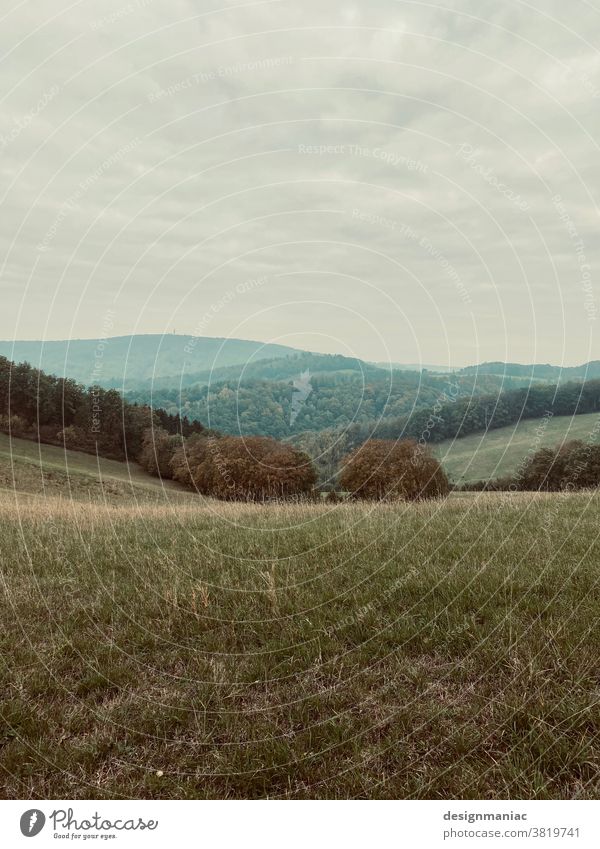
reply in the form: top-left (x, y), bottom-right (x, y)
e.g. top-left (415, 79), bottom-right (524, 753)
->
top-left (0, 432), bottom-right (190, 502)
top-left (2, 490), bottom-right (600, 799)
top-left (435, 412), bottom-right (600, 483)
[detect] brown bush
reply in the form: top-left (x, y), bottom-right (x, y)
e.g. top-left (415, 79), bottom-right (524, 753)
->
top-left (170, 433), bottom-right (211, 491)
top-left (339, 438), bottom-right (449, 501)
top-left (171, 434), bottom-right (317, 501)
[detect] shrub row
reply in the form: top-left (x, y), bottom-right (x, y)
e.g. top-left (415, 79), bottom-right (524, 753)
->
top-left (139, 430), bottom-right (449, 502)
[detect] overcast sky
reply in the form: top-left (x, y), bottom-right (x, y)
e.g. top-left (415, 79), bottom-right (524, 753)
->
top-left (1, 0), bottom-right (599, 366)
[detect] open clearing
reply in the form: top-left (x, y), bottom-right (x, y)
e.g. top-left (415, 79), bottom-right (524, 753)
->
top-left (1, 488), bottom-right (600, 799)
top-left (436, 412), bottom-right (600, 483)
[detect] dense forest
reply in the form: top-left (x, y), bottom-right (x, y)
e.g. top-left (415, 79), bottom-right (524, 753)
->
top-left (122, 351), bottom-right (386, 390)
top-left (126, 373), bottom-right (446, 438)
top-left (0, 356), bottom-right (204, 462)
top-left (124, 354), bottom-right (528, 439)
top-left (371, 379), bottom-right (600, 441)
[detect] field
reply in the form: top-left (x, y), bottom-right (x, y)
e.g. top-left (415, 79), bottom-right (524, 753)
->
top-left (435, 412), bottom-right (600, 483)
top-left (0, 432), bottom-right (190, 503)
top-left (2, 469), bottom-right (600, 798)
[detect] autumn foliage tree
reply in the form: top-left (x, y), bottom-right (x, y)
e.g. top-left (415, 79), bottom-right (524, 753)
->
top-left (170, 433), bottom-right (211, 490)
top-left (339, 438), bottom-right (449, 501)
top-left (171, 434), bottom-right (317, 501)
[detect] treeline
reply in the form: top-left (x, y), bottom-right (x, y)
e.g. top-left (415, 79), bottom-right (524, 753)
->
top-left (0, 356), bottom-right (204, 461)
top-left (122, 351), bottom-right (387, 391)
top-left (331, 379), bottom-right (600, 447)
top-left (137, 430), bottom-right (450, 502)
top-left (0, 355), bottom-right (318, 501)
top-left (7, 353), bottom-right (600, 500)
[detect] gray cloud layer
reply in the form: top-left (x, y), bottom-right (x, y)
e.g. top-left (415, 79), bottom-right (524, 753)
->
top-left (1, 0), bottom-right (599, 365)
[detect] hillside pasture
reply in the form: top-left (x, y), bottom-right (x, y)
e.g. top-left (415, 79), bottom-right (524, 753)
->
top-left (0, 432), bottom-right (190, 502)
top-left (436, 412), bottom-right (600, 483)
top-left (1, 489), bottom-right (600, 799)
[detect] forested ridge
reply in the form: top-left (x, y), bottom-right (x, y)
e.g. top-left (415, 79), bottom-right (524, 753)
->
top-left (368, 379), bottom-right (600, 443)
top-left (121, 351), bottom-right (385, 390)
top-left (459, 360), bottom-right (600, 380)
top-left (0, 355), bottom-right (204, 461)
top-left (125, 354), bottom-right (530, 438)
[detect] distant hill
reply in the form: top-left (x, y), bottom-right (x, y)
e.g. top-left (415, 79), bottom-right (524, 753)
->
top-left (371, 362), bottom-right (456, 373)
top-left (4, 337), bottom-right (598, 389)
top-left (0, 335), bottom-right (302, 385)
top-left (371, 359), bottom-right (600, 381)
top-left (458, 361), bottom-right (600, 380)
top-left (128, 351), bottom-right (387, 390)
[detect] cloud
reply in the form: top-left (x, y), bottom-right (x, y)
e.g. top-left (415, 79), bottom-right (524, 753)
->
top-left (1, 0), bottom-right (599, 365)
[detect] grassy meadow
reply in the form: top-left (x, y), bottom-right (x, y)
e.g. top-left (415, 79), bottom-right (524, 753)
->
top-left (1, 464), bottom-right (600, 798)
top-left (0, 432), bottom-right (191, 503)
top-left (435, 412), bottom-right (600, 483)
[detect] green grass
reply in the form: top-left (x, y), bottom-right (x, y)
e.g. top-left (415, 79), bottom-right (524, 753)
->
top-left (435, 412), bottom-right (600, 483)
top-left (2, 488), bottom-right (600, 799)
top-left (0, 432), bottom-right (189, 502)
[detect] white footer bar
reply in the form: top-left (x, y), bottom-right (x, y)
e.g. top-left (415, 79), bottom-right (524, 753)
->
top-left (0, 800), bottom-right (598, 848)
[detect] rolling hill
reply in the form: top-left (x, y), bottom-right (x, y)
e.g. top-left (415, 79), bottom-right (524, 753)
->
top-left (7, 334), bottom-right (600, 391)
top-left (124, 351), bottom-right (549, 439)
top-left (124, 350), bottom-right (387, 391)
top-left (435, 411), bottom-right (600, 483)
top-left (458, 360), bottom-right (600, 381)
top-left (127, 364), bottom-right (518, 439)
top-left (0, 335), bottom-right (302, 385)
